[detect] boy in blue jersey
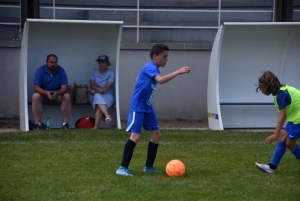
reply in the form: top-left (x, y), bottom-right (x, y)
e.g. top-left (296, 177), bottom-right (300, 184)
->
top-left (32, 54), bottom-right (72, 130)
top-left (255, 71), bottom-right (300, 173)
top-left (116, 44), bottom-right (190, 176)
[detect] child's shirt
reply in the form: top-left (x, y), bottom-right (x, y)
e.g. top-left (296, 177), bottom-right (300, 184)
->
top-left (129, 61), bottom-right (160, 112)
top-left (277, 90), bottom-right (291, 110)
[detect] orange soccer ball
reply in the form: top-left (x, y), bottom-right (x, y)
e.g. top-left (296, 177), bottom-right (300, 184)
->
top-left (166, 159), bottom-right (186, 177)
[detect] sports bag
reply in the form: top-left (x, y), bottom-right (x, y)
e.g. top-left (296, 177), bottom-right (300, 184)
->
top-left (74, 83), bottom-right (89, 103)
top-left (75, 117), bottom-right (95, 129)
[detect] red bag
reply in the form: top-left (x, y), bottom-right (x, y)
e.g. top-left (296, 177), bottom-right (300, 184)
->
top-left (75, 117), bottom-right (95, 129)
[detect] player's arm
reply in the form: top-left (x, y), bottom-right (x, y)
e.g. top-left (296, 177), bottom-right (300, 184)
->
top-left (154, 66), bottom-right (190, 84)
top-left (274, 109), bottom-right (286, 137)
top-left (265, 109), bottom-right (286, 144)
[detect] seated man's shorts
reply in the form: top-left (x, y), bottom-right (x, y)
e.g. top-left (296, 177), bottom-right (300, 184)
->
top-left (42, 94), bottom-right (61, 105)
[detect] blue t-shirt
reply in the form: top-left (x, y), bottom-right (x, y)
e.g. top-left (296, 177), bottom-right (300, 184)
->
top-left (276, 90), bottom-right (291, 110)
top-left (90, 68), bottom-right (115, 94)
top-left (33, 65), bottom-right (68, 91)
top-left (129, 61), bottom-right (160, 112)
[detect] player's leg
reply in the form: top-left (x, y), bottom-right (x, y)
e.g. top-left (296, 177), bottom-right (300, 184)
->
top-left (32, 93), bottom-right (43, 129)
top-left (287, 139), bottom-right (300, 160)
top-left (268, 130), bottom-right (288, 168)
top-left (116, 111), bottom-right (143, 176)
top-left (285, 123), bottom-right (300, 161)
top-left (60, 93), bottom-right (71, 127)
top-left (255, 128), bottom-right (288, 173)
top-left (143, 111), bottom-right (160, 172)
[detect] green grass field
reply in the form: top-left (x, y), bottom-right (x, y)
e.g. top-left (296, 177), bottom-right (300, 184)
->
top-left (1, 129), bottom-right (299, 200)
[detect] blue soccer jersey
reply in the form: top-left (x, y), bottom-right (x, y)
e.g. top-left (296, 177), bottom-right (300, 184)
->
top-left (129, 61), bottom-right (160, 112)
top-left (276, 90), bottom-right (291, 110)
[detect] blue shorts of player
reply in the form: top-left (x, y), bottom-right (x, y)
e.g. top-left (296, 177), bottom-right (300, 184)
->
top-left (126, 110), bottom-right (159, 134)
top-left (284, 122), bottom-right (300, 141)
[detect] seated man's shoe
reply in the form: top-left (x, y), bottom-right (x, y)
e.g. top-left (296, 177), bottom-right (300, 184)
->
top-left (61, 123), bottom-right (69, 129)
top-left (33, 123), bottom-right (43, 130)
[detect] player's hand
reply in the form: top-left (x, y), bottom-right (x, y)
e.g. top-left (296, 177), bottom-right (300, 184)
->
top-left (179, 66), bottom-right (190, 74)
top-left (265, 133), bottom-right (277, 144)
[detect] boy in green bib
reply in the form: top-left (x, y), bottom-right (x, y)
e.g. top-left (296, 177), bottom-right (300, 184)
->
top-left (255, 71), bottom-right (300, 173)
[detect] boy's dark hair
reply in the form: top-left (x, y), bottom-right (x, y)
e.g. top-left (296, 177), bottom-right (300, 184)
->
top-left (150, 44), bottom-right (169, 59)
top-left (47, 54), bottom-right (58, 61)
top-left (256, 71), bottom-right (284, 96)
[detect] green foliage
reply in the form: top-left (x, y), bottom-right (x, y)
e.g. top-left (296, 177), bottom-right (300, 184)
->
top-left (1, 129), bottom-right (299, 200)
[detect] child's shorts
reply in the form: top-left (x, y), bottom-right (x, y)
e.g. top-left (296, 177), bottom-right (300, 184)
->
top-left (284, 122), bottom-right (300, 141)
top-left (126, 110), bottom-right (159, 134)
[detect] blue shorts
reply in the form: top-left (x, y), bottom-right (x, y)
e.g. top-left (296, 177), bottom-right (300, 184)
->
top-left (284, 122), bottom-right (300, 141)
top-left (126, 110), bottom-right (159, 134)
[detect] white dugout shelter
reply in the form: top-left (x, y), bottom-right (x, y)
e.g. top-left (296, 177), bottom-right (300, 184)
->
top-left (208, 22), bottom-right (300, 130)
top-left (19, 19), bottom-right (123, 131)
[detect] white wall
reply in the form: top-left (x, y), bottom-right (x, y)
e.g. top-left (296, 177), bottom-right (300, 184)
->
top-left (0, 47), bottom-right (20, 117)
top-left (208, 23), bottom-right (300, 129)
top-left (0, 46), bottom-right (210, 123)
top-left (119, 49), bottom-right (209, 120)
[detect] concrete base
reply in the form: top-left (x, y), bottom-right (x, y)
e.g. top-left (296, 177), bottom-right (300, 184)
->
top-left (0, 128), bottom-right (21, 133)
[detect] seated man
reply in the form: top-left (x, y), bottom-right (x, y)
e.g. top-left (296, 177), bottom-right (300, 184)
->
top-left (32, 54), bottom-right (71, 130)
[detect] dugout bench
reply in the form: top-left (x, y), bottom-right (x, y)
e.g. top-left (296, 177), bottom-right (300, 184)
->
top-left (207, 22), bottom-right (300, 130)
top-left (19, 19), bottom-right (123, 131)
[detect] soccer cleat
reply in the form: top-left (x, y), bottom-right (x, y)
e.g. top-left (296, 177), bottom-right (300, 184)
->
top-left (33, 123), bottom-right (43, 130)
top-left (143, 166), bottom-right (160, 173)
top-left (61, 123), bottom-right (69, 129)
top-left (255, 162), bottom-right (276, 174)
top-left (116, 166), bottom-right (133, 176)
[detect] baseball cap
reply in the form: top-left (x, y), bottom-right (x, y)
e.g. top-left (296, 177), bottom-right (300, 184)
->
top-left (96, 54), bottom-right (109, 63)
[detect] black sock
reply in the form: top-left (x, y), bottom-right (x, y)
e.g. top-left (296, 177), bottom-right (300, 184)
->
top-left (120, 139), bottom-right (136, 168)
top-left (145, 141), bottom-right (159, 168)
top-left (268, 163), bottom-right (277, 170)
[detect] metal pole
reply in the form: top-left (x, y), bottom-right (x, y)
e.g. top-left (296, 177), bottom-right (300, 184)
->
top-left (19, 0), bottom-right (22, 40)
top-left (272, 0), bottom-right (276, 22)
top-left (137, 0), bottom-right (139, 43)
top-left (53, 0), bottom-right (55, 19)
top-left (218, 0), bottom-right (221, 27)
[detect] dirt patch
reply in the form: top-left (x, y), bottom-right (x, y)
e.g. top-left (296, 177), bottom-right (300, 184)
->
top-left (0, 119), bottom-right (19, 128)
